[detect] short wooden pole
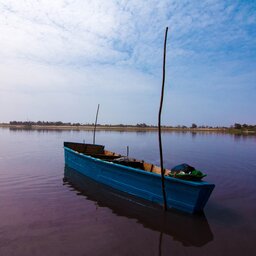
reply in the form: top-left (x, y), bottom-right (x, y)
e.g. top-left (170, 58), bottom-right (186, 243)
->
top-left (93, 104), bottom-right (100, 144)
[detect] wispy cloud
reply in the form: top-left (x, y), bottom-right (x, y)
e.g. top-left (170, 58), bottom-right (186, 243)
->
top-left (0, 0), bottom-right (255, 125)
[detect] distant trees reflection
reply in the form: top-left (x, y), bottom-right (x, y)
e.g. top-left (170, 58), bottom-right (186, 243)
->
top-left (7, 121), bottom-right (256, 131)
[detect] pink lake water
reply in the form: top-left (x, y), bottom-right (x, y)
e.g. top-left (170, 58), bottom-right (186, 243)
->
top-left (0, 128), bottom-right (255, 256)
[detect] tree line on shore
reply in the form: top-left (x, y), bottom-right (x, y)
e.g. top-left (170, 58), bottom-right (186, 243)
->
top-left (9, 121), bottom-right (81, 126)
top-left (6, 121), bottom-right (256, 130)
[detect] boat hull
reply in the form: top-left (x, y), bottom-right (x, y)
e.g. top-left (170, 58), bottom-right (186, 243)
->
top-left (64, 147), bottom-right (215, 214)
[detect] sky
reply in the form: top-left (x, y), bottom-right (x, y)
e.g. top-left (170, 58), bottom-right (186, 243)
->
top-left (0, 0), bottom-right (255, 126)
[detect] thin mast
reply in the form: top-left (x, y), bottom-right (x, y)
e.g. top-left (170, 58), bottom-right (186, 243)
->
top-left (158, 27), bottom-right (168, 211)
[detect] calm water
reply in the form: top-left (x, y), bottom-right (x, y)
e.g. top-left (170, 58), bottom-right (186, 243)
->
top-left (0, 128), bottom-right (255, 256)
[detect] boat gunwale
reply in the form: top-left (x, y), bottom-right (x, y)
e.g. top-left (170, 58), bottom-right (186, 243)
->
top-left (64, 146), bottom-right (214, 188)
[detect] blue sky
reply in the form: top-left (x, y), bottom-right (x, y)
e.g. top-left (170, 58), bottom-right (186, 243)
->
top-left (0, 0), bottom-right (255, 126)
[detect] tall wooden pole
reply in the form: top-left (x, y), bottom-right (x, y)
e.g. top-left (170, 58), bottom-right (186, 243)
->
top-left (158, 27), bottom-right (168, 211)
top-left (93, 104), bottom-right (100, 144)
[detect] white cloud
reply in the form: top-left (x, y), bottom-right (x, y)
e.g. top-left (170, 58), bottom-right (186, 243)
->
top-left (0, 0), bottom-right (128, 64)
top-left (0, 0), bottom-right (255, 125)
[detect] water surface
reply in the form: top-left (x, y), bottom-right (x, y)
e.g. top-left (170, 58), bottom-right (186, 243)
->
top-left (0, 128), bottom-right (255, 255)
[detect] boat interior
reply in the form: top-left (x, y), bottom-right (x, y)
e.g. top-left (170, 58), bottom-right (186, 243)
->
top-left (64, 142), bottom-right (170, 176)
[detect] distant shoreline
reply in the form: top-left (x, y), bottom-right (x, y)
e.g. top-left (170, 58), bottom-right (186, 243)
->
top-left (0, 124), bottom-right (255, 134)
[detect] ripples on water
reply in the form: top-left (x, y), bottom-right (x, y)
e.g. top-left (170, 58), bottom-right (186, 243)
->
top-left (0, 128), bottom-right (255, 256)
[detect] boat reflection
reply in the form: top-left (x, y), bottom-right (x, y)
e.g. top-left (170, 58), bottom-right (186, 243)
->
top-left (63, 166), bottom-right (214, 247)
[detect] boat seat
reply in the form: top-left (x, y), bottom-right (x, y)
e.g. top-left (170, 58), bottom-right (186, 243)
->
top-left (83, 144), bottom-right (105, 155)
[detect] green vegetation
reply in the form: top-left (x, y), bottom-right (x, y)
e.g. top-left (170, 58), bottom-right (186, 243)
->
top-left (191, 123), bottom-right (197, 129)
top-left (0, 121), bottom-right (254, 134)
top-left (228, 123), bottom-right (256, 134)
top-left (9, 121), bottom-right (73, 126)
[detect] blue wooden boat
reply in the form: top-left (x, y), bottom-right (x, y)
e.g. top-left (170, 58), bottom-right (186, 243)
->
top-left (64, 142), bottom-right (215, 214)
